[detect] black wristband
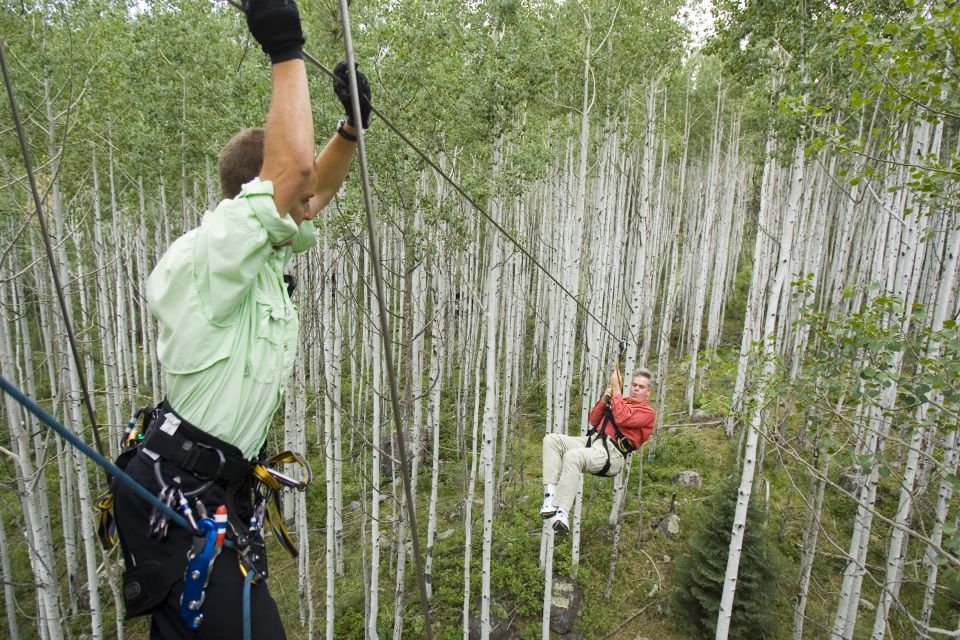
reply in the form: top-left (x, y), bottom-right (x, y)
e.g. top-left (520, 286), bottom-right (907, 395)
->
top-left (336, 120), bottom-right (358, 142)
top-left (269, 48), bottom-right (303, 64)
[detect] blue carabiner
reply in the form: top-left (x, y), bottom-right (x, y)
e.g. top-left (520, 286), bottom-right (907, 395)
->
top-left (179, 507), bottom-right (228, 629)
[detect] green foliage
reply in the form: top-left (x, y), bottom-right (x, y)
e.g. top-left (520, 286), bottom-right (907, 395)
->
top-left (671, 477), bottom-right (784, 639)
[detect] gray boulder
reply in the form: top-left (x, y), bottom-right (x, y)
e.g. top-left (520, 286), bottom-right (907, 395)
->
top-left (691, 408), bottom-right (713, 423)
top-left (657, 514), bottom-right (680, 539)
top-left (671, 470), bottom-right (702, 487)
top-left (550, 576), bottom-right (583, 635)
top-left (467, 607), bottom-right (513, 640)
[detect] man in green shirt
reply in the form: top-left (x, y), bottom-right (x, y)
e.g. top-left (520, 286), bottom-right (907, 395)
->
top-left (112, 1), bottom-right (371, 637)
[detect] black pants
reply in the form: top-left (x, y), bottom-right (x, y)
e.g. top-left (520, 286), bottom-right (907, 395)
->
top-left (113, 427), bottom-right (286, 639)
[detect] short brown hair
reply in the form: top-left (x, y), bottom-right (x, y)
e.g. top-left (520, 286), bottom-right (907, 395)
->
top-left (218, 128), bottom-right (265, 198)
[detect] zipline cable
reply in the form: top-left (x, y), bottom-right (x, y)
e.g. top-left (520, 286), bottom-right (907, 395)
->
top-left (222, 0), bottom-right (621, 345)
top-left (335, 3), bottom-right (434, 637)
top-left (0, 374), bottom-right (189, 531)
top-left (0, 39), bottom-right (106, 457)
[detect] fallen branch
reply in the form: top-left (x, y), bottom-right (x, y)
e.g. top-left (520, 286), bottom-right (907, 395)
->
top-left (665, 419), bottom-right (723, 429)
top-left (600, 601), bottom-right (658, 640)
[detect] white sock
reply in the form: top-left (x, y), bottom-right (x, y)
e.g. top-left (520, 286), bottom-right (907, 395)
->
top-left (545, 483), bottom-right (557, 497)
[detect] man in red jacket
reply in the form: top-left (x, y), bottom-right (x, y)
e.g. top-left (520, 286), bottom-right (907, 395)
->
top-left (541, 368), bottom-right (656, 533)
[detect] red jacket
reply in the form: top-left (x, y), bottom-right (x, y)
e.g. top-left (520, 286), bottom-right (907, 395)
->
top-left (588, 395), bottom-right (656, 450)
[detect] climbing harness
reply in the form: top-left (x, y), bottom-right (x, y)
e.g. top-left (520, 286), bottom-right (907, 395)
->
top-left (585, 406), bottom-right (639, 477)
top-left (586, 337), bottom-right (636, 477)
top-left (0, 375), bottom-right (311, 638)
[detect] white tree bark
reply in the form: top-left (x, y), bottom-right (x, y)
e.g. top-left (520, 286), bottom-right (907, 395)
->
top-left (716, 133), bottom-right (803, 640)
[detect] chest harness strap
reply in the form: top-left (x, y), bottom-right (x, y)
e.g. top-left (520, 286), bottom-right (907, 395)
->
top-left (585, 405), bottom-right (637, 477)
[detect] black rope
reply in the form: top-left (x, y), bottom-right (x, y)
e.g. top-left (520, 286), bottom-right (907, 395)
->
top-left (223, 0), bottom-right (620, 344)
top-left (0, 39), bottom-right (106, 456)
top-left (335, 3), bottom-right (434, 637)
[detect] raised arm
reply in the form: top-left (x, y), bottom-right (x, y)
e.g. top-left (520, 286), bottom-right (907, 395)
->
top-left (262, 60), bottom-right (314, 215)
top-left (245, 0), bottom-right (314, 216)
top-left (308, 61), bottom-right (372, 213)
top-left (308, 126), bottom-right (357, 213)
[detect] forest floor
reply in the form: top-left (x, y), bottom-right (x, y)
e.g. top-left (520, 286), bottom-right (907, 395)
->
top-left (116, 353), bottom-right (960, 639)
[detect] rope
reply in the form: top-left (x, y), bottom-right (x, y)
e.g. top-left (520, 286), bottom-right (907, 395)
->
top-left (0, 40), bottom-right (106, 456)
top-left (335, 3), bottom-right (434, 637)
top-left (0, 374), bottom-right (189, 531)
top-left (242, 568), bottom-right (256, 640)
top-left (222, 0), bottom-right (620, 344)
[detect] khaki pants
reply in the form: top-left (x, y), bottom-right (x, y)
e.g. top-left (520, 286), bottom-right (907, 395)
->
top-left (542, 433), bottom-right (625, 514)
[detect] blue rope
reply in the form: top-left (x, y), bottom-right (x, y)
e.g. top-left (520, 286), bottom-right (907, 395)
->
top-left (0, 374), bottom-right (190, 532)
top-left (243, 568), bottom-right (257, 640)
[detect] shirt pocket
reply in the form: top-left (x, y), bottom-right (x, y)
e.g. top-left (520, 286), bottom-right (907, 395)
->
top-left (249, 291), bottom-right (289, 385)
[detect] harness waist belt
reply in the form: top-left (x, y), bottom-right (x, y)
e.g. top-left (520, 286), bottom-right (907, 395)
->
top-left (142, 401), bottom-right (254, 485)
top-left (597, 426), bottom-right (637, 455)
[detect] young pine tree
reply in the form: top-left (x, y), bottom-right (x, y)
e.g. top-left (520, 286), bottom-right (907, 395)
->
top-left (671, 476), bottom-right (783, 639)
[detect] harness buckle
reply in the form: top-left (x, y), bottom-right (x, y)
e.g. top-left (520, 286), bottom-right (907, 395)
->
top-left (181, 442), bottom-right (227, 483)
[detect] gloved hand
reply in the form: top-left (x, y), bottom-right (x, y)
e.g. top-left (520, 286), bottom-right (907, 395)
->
top-left (243, 0), bottom-right (305, 64)
top-left (333, 61), bottom-right (372, 129)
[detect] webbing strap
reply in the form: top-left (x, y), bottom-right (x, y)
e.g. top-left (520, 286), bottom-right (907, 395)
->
top-left (251, 450), bottom-right (311, 557)
top-left (599, 406), bottom-right (637, 455)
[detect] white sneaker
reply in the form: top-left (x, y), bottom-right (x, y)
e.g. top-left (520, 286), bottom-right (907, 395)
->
top-left (540, 494), bottom-right (558, 519)
top-left (551, 509), bottom-right (569, 534)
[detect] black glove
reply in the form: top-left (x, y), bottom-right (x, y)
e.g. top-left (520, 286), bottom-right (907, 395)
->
top-left (333, 61), bottom-right (372, 129)
top-left (243, 0), bottom-right (305, 64)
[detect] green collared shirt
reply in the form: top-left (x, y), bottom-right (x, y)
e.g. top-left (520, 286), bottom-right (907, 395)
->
top-left (147, 178), bottom-right (313, 459)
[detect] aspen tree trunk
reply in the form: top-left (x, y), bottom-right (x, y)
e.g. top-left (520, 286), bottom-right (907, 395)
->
top-left (706, 109), bottom-right (742, 352)
top-left (610, 80), bottom-right (659, 509)
top-left (462, 273), bottom-right (485, 640)
top-left (12, 256), bottom-right (57, 566)
top-left (91, 148), bottom-right (121, 459)
top-left (425, 257), bottom-right (444, 600)
top-left (686, 82), bottom-right (723, 415)
top-left (918, 220), bottom-right (960, 637)
top-left (332, 250), bottom-right (345, 577)
top-left (407, 204), bottom-right (427, 504)
top-left (43, 77), bottom-right (79, 615)
top-left (462, 346), bottom-right (483, 639)
top-left (44, 73), bottom-right (103, 637)
top-left (295, 364), bottom-right (316, 636)
top-left (0, 279), bottom-right (64, 640)
top-left (716, 134), bottom-right (804, 640)
top-left (788, 152), bottom-right (831, 380)
top-left (368, 256), bottom-right (383, 640)
top-left (480, 203), bottom-right (504, 639)
top-left (651, 91), bottom-right (690, 453)
top-left (832, 133), bottom-right (913, 640)
top-left (608, 85), bottom-right (658, 528)
top-left (541, 529), bottom-right (556, 640)
top-left (868, 120), bottom-right (941, 637)
top-left (390, 221), bottom-right (410, 640)
top-left (322, 228), bottom-right (337, 640)
top-left (108, 146), bottom-right (133, 410)
top-left (792, 441), bottom-right (832, 640)
top-left (135, 177), bottom-right (150, 394)
top-left (871, 154), bottom-right (936, 637)
top-left (0, 508), bottom-right (18, 640)
top-left (727, 127), bottom-right (779, 437)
